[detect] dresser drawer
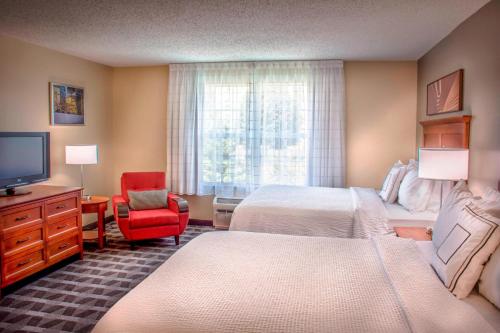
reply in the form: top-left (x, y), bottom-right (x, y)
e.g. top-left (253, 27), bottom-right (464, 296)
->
top-left (47, 196), bottom-right (78, 220)
top-left (48, 215), bottom-right (79, 239)
top-left (48, 234), bottom-right (80, 262)
top-left (4, 249), bottom-right (45, 283)
top-left (3, 224), bottom-right (44, 257)
top-left (2, 205), bottom-right (43, 230)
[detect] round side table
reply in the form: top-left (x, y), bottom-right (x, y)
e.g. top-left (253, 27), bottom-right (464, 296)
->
top-left (81, 196), bottom-right (109, 249)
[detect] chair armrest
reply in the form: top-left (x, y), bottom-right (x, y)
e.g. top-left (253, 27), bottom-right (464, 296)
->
top-left (116, 202), bottom-right (130, 218)
top-left (112, 195), bottom-right (129, 219)
top-left (172, 197), bottom-right (189, 213)
top-left (168, 193), bottom-right (189, 213)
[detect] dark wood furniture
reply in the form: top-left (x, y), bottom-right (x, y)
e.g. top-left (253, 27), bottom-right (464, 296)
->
top-left (394, 227), bottom-right (432, 241)
top-left (419, 115), bottom-right (471, 148)
top-left (81, 196), bottom-right (109, 249)
top-left (0, 185), bottom-right (83, 296)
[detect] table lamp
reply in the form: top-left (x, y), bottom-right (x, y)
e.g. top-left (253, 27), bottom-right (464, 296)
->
top-left (66, 145), bottom-right (98, 200)
top-left (418, 148), bottom-right (469, 207)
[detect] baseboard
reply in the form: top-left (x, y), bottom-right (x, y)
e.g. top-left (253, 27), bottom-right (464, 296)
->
top-left (83, 215), bottom-right (213, 229)
top-left (189, 218), bottom-right (213, 227)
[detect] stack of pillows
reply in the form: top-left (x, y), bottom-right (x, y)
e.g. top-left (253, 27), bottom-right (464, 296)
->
top-left (430, 182), bottom-right (499, 306)
top-left (379, 160), bottom-right (499, 305)
top-left (379, 159), bottom-right (447, 212)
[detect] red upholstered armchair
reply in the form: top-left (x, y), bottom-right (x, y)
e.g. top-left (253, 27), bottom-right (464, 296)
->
top-left (112, 172), bottom-right (189, 245)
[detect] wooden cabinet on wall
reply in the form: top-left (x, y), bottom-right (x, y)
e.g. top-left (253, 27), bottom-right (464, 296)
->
top-left (0, 185), bottom-right (83, 295)
top-left (420, 115), bottom-right (471, 148)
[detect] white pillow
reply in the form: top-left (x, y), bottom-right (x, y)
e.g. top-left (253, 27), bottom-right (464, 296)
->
top-left (432, 181), bottom-right (473, 248)
top-left (426, 180), bottom-right (454, 213)
top-left (379, 161), bottom-right (406, 203)
top-left (484, 187), bottom-right (500, 202)
top-left (431, 202), bottom-right (500, 298)
top-left (479, 245), bottom-right (500, 308)
top-left (397, 160), bottom-right (434, 212)
top-left (481, 187), bottom-right (500, 218)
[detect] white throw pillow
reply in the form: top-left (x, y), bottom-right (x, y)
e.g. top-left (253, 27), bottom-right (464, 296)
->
top-left (379, 161), bottom-right (406, 203)
top-left (484, 187), bottom-right (500, 202)
top-left (479, 245), bottom-right (500, 308)
top-left (431, 202), bottom-right (500, 298)
top-left (432, 181), bottom-right (473, 248)
top-left (481, 187), bottom-right (500, 217)
top-left (397, 160), bottom-right (433, 212)
top-left (426, 180), bottom-right (454, 213)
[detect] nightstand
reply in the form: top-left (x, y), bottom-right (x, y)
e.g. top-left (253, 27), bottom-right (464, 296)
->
top-left (394, 227), bottom-right (432, 241)
top-left (81, 196), bottom-right (109, 249)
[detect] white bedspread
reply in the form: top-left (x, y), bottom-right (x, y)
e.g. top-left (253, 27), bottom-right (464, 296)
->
top-left (93, 232), bottom-right (495, 333)
top-left (229, 185), bottom-right (392, 238)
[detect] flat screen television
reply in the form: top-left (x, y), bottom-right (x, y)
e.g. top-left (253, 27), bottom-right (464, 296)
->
top-left (0, 132), bottom-right (50, 196)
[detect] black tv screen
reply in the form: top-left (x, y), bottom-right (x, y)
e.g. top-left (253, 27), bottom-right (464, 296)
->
top-left (0, 132), bottom-right (50, 189)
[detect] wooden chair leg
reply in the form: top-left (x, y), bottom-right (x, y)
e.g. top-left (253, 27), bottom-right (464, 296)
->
top-left (175, 235), bottom-right (180, 245)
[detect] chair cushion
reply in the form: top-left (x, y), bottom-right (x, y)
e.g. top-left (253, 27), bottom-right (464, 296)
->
top-left (129, 209), bottom-right (179, 229)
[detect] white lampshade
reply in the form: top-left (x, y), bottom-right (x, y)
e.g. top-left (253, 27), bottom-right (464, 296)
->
top-left (418, 148), bottom-right (469, 180)
top-left (65, 145), bottom-right (98, 165)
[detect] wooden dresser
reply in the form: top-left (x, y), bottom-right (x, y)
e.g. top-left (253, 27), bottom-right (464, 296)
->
top-left (0, 185), bottom-right (83, 295)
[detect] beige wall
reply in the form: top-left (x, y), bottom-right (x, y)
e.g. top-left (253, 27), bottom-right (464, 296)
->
top-left (0, 35), bottom-right (419, 221)
top-left (112, 66), bottom-right (169, 193)
top-left (112, 66), bottom-right (214, 220)
top-left (345, 61), bottom-right (417, 188)
top-left (0, 35), bottom-right (114, 223)
top-left (417, 1), bottom-right (500, 195)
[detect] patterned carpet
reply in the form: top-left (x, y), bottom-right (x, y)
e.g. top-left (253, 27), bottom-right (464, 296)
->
top-left (0, 222), bottom-right (213, 333)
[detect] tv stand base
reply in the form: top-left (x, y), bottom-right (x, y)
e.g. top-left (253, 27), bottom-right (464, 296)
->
top-left (0, 188), bottom-right (32, 197)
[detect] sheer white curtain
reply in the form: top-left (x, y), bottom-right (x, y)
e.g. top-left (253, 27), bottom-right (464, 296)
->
top-left (167, 60), bottom-right (345, 197)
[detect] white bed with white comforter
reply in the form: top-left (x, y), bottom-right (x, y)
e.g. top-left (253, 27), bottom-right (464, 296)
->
top-left (229, 185), bottom-right (436, 238)
top-left (93, 231), bottom-right (497, 333)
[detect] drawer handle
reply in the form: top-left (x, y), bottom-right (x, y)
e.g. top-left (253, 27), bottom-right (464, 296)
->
top-left (58, 243), bottom-right (69, 250)
top-left (16, 236), bottom-right (31, 244)
top-left (56, 205), bottom-right (66, 209)
top-left (17, 258), bottom-right (32, 267)
top-left (57, 224), bottom-right (68, 230)
top-left (15, 215), bottom-right (30, 221)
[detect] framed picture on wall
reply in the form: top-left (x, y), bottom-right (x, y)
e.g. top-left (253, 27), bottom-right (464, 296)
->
top-left (426, 69), bottom-right (463, 116)
top-left (50, 82), bottom-right (85, 125)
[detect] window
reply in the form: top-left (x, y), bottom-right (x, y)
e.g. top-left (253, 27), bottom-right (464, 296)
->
top-left (199, 71), bottom-right (309, 196)
top-left (167, 61), bottom-right (345, 196)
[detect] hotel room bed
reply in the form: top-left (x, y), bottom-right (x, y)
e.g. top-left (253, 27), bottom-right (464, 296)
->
top-left (229, 185), bottom-right (436, 238)
top-left (93, 231), bottom-right (497, 333)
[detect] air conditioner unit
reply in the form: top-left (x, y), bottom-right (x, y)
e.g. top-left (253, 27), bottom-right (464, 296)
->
top-left (212, 197), bottom-right (243, 230)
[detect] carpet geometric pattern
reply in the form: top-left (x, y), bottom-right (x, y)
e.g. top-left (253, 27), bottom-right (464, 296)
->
top-left (0, 222), bottom-right (213, 333)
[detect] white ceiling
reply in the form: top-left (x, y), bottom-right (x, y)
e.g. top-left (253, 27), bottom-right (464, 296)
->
top-left (0, 0), bottom-right (489, 67)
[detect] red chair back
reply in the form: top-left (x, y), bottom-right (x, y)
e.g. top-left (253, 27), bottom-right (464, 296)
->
top-left (121, 172), bottom-right (166, 202)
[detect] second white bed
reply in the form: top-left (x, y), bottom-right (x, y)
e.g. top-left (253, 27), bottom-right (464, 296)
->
top-left (229, 185), bottom-right (437, 238)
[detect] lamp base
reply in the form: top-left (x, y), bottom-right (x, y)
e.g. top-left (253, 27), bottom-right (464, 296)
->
top-left (82, 195), bottom-right (92, 201)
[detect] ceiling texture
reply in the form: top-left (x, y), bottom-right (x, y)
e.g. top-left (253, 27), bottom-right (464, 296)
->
top-left (0, 0), bottom-right (490, 67)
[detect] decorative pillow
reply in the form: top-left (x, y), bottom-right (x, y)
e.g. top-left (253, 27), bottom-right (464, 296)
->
top-left (397, 160), bottom-right (433, 212)
top-left (480, 187), bottom-right (500, 217)
top-left (379, 161), bottom-right (406, 203)
top-left (431, 202), bottom-right (500, 298)
top-left (426, 180), bottom-right (454, 213)
top-left (478, 245), bottom-right (500, 308)
top-left (484, 187), bottom-right (500, 202)
top-left (432, 181), bottom-right (473, 248)
top-left (128, 189), bottom-right (168, 210)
